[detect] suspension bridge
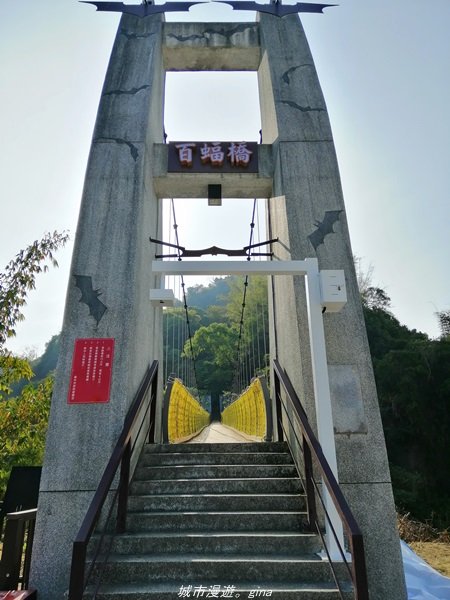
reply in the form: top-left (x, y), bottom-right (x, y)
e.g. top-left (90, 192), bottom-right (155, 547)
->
top-left (18, 8), bottom-right (408, 600)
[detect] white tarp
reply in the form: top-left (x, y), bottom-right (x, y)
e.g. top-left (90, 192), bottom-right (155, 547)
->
top-left (402, 541), bottom-right (450, 600)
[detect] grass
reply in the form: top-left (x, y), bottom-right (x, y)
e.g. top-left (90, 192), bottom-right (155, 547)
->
top-left (409, 542), bottom-right (450, 577)
top-left (398, 512), bottom-right (450, 577)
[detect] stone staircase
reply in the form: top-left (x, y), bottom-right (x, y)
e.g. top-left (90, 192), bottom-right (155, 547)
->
top-left (90, 442), bottom-right (352, 599)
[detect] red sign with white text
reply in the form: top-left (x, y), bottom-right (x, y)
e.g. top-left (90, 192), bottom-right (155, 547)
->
top-left (67, 338), bottom-right (114, 404)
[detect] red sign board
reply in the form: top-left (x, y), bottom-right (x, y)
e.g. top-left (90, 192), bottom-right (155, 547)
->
top-left (67, 338), bottom-right (114, 404)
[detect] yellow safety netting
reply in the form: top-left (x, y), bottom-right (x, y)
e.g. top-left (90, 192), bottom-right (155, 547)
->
top-left (167, 379), bottom-right (210, 443)
top-left (221, 378), bottom-right (268, 439)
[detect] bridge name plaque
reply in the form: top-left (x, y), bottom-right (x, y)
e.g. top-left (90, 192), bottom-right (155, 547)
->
top-left (168, 141), bottom-right (258, 173)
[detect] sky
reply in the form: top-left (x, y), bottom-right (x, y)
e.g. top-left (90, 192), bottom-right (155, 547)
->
top-left (1, 0), bottom-right (449, 356)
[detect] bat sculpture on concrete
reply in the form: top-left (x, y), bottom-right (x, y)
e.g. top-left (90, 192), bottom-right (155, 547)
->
top-left (81, 0), bottom-right (204, 17)
top-left (215, 0), bottom-right (336, 17)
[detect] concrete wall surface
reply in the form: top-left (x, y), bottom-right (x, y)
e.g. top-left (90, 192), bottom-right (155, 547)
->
top-left (30, 14), bottom-right (165, 599)
top-left (258, 14), bottom-right (406, 599)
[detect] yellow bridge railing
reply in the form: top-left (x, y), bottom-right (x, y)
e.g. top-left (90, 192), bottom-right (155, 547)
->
top-left (221, 377), bottom-right (272, 441)
top-left (163, 378), bottom-right (210, 443)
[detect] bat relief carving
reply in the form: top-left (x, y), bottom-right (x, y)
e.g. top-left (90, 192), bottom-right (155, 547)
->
top-left (74, 275), bottom-right (108, 327)
top-left (308, 210), bottom-right (343, 250)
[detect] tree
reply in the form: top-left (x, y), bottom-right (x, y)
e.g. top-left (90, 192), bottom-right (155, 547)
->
top-left (0, 354), bottom-right (33, 398)
top-left (364, 299), bottom-right (450, 527)
top-left (183, 323), bottom-right (238, 418)
top-left (0, 231), bottom-right (68, 497)
top-left (162, 306), bottom-right (203, 382)
top-left (355, 256), bottom-right (392, 312)
top-left (0, 231), bottom-right (69, 349)
top-left (226, 275), bottom-right (269, 382)
top-left (186, 277), bottom-right (232, 310)
top-left (435, 310), bottom-right (450, 339)
top-left (0, 375), bottom-right (53, 495)
top-left (31, 334), bottom-right (60, 381)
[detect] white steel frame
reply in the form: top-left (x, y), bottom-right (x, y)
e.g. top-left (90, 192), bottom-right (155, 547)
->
top-left (152, 257), bottom-right (345, 559)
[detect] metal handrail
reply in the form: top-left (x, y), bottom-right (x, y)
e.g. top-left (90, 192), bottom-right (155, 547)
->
top-left (272, 359), bottom-right (369, 600)
top-left (221, 376), bottom-right (273, 441)
top-left (68, 360), bottom-right (159, 600)
top-left (0, 508), bottom-right (37, 590)
top-left (162, 375), bottom-right (209, 443)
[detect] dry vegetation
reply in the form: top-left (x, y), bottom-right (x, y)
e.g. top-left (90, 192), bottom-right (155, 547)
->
top-left (398, 512), bottom-right (450, 578)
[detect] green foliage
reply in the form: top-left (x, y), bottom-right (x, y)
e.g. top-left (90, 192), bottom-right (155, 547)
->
top-left (226, 275), bottom-right (269, 378)
top-left (436, 310), bottom-right (450, 339)
top-left (163, 276), bottom-right (269, 396)
top-left (183, 323), bottom-right (238, 398)
top-left (8, 333), bottom-right (61, 398)
top-left (0, 233), bottom-right (66, 497)
top-left (0, 354), bottom-right (33, 397)
top-left (163, 307), bottom-right (203, 380)
top-left (364, 304), bottom-right (450, 527)
top-left (0, 374), bottom-right (53, 498)
top-left (0, 231), bottom-right (69, 349)
top-left (364, 307), bottom-right (427, 360)
top-left (186, 277), bottom-right (232, 310)
top-left (31, 334), bottom-right (60, 381)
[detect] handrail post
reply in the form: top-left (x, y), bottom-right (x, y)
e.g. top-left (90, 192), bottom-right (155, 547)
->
top-left (0, 517), bottom-right (25, 589)
top-left (67, 361), bottom-right (159, 600)
top-left (273, 370), bottom-right (284, 441)
top-left (117, 439), bottom-right (131, 533)
top-left (148, 370), bottom-right (158, 443)
top-left (273, 358), bottom-right (369, 599)
top-left (22, 517), bottom-right (36, 587)
top-left (68, 541), bottom-right (87, 600)
top-left (304, 259), bottom-right (345, 559)
top-left (303, 437), bottom-right (317, 531)
top-left (352, 534), bottom-right (369, 600)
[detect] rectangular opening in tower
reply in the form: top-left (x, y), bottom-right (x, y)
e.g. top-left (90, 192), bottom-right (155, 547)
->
top-left (164, 72), bottom-right (261, 141)
top-left (161, 71), bottom-right (267, 324)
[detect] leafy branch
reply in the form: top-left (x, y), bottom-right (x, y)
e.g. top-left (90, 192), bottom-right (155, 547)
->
top-left (0, 230), bottom-right (69, 350)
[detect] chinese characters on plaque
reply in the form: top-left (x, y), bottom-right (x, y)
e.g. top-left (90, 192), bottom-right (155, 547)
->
top-left (168, 142), bottom-right (258, 173)
top-left (67, 338), bottom-right (114, 404)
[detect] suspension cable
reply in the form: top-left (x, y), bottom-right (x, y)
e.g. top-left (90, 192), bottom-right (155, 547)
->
top-left (170, 199), bottom-right (200, 395)
top-left (232, 199), bottom-right (258, 393)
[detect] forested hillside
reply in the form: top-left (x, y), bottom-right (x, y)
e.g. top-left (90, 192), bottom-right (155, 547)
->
top-left (364, 300), bottom-right (450, 528)
top-left (163, 276), bottom-right (269, 410)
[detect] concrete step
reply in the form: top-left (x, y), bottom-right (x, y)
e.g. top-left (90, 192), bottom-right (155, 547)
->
top-left (143, 442), bottom-right (289, 454)
top-left (108, 531), bottom-right (321, 556)
top-left (127, 493), bottom-right (306, 512)
top-left (130, 477), bottom-right (303, 495)
top-left (126, 511), bottom-right (308, 533)
top-left (134, 464), bottom-right (298, 481)
top-left (94, 554), bottom-right (346, 585)
top-left (88, 582), bottom-right (353, 600)
top-left (140, 452), bottom-right (294, 466)
top-left (83, 441), bottom-right (352, 600)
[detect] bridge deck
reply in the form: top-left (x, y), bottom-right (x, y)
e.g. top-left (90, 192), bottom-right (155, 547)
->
top-left (187, 422), bottom-right (260, 444)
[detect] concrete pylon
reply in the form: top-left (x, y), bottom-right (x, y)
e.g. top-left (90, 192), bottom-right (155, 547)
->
top-left (30, 12), bottom-right (407, 600)
top-left (30, 15), bottom-right (165, 599)
top-left (258, 14), bottom-right (407, 599)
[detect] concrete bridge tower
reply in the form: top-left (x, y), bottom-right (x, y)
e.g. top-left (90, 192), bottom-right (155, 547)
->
top-left (30, 10), bottom-right (407, 600)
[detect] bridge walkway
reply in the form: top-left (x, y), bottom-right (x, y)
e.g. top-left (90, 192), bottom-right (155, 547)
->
top-left (187, 422), bottom-right (260, 444)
